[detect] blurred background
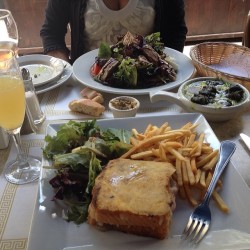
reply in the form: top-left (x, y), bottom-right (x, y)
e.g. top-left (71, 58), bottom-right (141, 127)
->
top-left (0, 0), bottom-right (250, 55)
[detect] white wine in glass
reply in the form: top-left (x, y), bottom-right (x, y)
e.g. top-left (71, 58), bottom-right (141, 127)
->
top-left (0, 49), bottom-right (41, 184)
top-left (0, 9), bottom-right (18, 55)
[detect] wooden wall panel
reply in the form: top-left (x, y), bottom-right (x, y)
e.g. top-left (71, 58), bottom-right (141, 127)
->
top-left (185, 0), bottom-right (250, 41)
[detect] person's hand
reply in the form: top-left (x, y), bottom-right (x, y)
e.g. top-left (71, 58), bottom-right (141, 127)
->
top-left (47, 50), bottom-right (70, 62)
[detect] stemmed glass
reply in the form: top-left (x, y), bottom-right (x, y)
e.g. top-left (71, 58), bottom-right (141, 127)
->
top-left (0, 9), bottom-right (18, 55)
top-left (0, 49), bottom-right (41, 184)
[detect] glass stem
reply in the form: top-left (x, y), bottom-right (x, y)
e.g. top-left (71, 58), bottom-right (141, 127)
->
top-left (9, 129), bottom-right (25, 160)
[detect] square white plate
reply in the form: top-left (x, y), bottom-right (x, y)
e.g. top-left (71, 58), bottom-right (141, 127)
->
top-left (27, 114), bottom-right (250, 250)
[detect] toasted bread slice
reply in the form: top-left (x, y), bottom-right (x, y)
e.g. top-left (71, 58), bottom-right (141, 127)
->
top-left (88, 158), bottom-right (176, 239)
top-left (68, 99), bottom-right (105, 117)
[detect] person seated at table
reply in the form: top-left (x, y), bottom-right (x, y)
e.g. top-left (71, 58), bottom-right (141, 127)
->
top-left (40, 0), bottom-right (188, 64)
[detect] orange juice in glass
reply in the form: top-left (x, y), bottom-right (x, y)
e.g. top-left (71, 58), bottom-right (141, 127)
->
top-left (0, 76), bottom-right (25, 130)
top-left (0, 49), bottom-right (41, 185)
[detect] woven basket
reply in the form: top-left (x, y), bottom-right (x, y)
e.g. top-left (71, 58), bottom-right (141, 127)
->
top-left (190, 42), bottom-right (250, 91)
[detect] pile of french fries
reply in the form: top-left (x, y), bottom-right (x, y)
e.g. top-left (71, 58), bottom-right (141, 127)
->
top-left (121, 121), bottom-right (229, 213)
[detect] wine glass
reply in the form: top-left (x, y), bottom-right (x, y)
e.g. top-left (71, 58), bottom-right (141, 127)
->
top-left (0, 9), bottom-right (18, 55)
top-left (0, 49), bottom-right (41, 184)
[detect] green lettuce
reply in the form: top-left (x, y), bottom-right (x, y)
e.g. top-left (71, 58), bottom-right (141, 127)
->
top-left (114, 58), bottom-right (138, 86)
top-left (43, 120), bottom-right (98, 159)
top-left (98, 42), bottom-right (112, 59)
top-left (45, 120), bottom-right (132, 224)
top-left (145, 32), bottom-right (165, 54)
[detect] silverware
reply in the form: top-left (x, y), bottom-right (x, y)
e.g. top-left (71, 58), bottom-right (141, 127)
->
top-left (182, 140), bottom-right (236, 244)
top-left (240, 133), bottom-right (250, 151)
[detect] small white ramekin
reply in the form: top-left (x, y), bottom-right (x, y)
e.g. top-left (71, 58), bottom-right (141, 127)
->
top-left (109, 96), bottom-right (140, 118)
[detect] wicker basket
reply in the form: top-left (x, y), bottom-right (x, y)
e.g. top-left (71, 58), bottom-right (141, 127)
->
top-left (190, 42), bottom-right (250, 91)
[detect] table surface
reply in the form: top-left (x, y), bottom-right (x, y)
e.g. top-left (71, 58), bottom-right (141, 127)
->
top-left (0, 57), bottom-right (250, 250)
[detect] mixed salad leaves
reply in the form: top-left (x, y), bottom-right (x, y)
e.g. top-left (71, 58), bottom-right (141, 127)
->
top-left (43, 120), bottom-right (132, 224)
top-left (91, 32), bottom-right (178, 89)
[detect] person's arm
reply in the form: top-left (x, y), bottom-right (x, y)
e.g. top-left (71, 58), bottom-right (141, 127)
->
top-left (154, 0), bottom-right (188, 52)
top-left (40, 0), bottom-right (70, 61)
top-left (47, 49), bottom-right (70, 62)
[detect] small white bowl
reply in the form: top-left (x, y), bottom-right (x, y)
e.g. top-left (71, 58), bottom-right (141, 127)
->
top-left (109, 96), bottom-right (140, 118)
top-left (150, 77), bottom-right (250, 122)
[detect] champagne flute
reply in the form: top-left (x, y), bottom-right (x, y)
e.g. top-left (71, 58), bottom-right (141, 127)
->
top-left (0, 49), bottom-right (41, 184)
top-left (0, 9), bottom-right (18, 55)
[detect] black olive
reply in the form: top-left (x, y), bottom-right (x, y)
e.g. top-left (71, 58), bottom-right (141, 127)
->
top-left (227, 85), bottom-right (244, 93)
top-left (191, 94), bottom-right (211, 105)
top-left (199, 86), bottom-right (216, 97)
top-left (227, 91), bottom-right (244, 102)
top-left (226, 85), bottom-right (244, 102)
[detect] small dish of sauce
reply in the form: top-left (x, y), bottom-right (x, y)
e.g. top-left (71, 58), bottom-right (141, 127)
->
top-left (110, 97), bottom-right (137, 110)
top-left (109, 96), bottom-right (140, 118)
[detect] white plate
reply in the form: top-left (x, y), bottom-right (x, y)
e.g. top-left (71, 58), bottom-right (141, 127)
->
top-left (34, 60), bottom-right (72, 94)
top-left (18, 54), bottom-right (65, 87)
top-left (27, 114), bottom-right (250, 250)
top-left (73, 48), bottom-right (196, 95)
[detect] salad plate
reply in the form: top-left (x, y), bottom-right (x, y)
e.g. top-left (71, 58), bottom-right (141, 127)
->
top-left (18, 54), bottom-right (65, 87)
top-left (27, 114), bottom-right (250, 250)
top-left (73, 48), bottom-right (195, 95)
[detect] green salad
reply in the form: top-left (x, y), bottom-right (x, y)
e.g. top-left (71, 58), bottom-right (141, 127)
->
top-left (43, 120), bottom-right (132, 224)
top-left (91, 32), bottom-right (178, 89)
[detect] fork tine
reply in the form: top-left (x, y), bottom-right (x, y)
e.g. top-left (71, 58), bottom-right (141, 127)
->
top-left (186, 218), bottom-right (199, 239)
top-left (191, 219), bottom-right (203, 241)
top-left (183, 217), bottom-right (199, 240)
top-left (182, 216), bottom-right (193, 237)
top-left (193, 221), bottom-right (210, 244)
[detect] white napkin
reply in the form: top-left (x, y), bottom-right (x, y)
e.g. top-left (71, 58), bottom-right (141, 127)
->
top-left (210, 53), bottom-right (250, 78)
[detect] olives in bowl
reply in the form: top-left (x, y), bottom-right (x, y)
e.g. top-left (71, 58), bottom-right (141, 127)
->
top-left (150, 77), bottom-right (250, 122)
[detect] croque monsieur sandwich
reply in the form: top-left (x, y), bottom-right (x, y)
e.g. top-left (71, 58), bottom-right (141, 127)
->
top-left (88, 158), bottom-right (177, 239)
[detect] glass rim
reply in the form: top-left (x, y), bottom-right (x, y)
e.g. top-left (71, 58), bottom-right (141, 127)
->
top-left (0, 9), bottom-right (12, 18)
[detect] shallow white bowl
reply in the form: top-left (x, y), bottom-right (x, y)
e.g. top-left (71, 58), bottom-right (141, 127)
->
top-left (109, 96), bottom-right (140, 118)
top-left (150, 77), bottom-right (250, 122)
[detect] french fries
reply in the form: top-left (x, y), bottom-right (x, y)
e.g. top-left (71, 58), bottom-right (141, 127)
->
top-left (121, 121), bottom-right (228, 213)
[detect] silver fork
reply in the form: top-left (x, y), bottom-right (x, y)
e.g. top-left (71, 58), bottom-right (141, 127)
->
top-left (182, 140), bottom-right (236, 244)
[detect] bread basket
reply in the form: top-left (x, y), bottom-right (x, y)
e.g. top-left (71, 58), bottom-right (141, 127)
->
top-left (190, 42), bottom-right (250, 91)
